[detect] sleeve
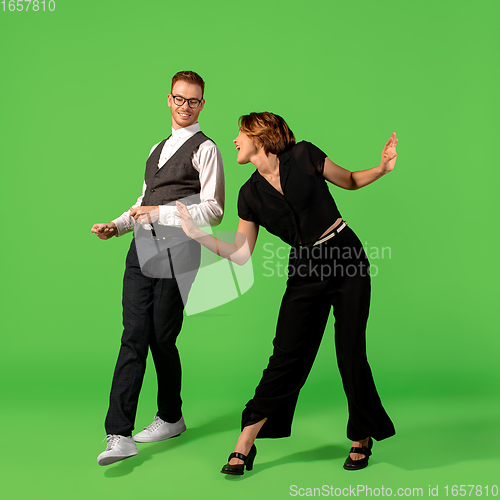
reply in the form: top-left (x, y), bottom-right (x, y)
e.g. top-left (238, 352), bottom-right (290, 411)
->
top-left (237, 185), bottom-right (258, 223)
top-left (158, 141), bottom-right (225, 227)
top-left (305, 141), bottom-right (328, 175)
top-left (111, 182), bottom-right (146, 237)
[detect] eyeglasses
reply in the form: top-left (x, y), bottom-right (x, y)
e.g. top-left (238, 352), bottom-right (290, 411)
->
top-left (171, 94), bottom-right (203, 109)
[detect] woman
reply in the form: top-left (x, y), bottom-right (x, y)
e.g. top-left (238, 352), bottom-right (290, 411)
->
top-left (175, 112), bottom-right (397, 474)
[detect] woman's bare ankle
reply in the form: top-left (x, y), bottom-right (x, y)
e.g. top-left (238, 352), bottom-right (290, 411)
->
top-left (228, 419), bottom-right (266, 464)
top-left (350, 437), bottom-right (370, 460)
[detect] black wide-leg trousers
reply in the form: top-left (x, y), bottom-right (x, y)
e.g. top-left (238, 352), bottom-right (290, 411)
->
top-left (105, 239), bottom-right (198, 436)
top-left (242, 226), bottom-right (395, 442)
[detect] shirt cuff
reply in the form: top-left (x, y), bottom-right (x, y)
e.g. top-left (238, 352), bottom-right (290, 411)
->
top-left (158, 205), bottom-right (179, 226)
top-left (112, 214), bottom-right (135, 237)
top-left (158, 203), bottom-right (222, 227)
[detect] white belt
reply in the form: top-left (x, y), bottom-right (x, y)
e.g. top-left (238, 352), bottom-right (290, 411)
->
top-left (312, 221), bottom-right (347, 246)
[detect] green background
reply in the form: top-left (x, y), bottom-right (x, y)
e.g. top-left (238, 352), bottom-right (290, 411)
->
top-left (1, 0), bottom-right (499, 498)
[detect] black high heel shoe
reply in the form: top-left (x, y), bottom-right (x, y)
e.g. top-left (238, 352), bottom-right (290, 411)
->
top-left (221, 444), bottom-right (257, 475)
top-left (343, 437), bottom-right (373, 471)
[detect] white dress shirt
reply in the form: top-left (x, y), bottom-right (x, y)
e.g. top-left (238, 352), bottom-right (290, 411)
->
top-left (112, 123), bottom-right (225, 237)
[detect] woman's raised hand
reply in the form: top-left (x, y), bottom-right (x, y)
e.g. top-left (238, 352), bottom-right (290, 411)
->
top-left (380, 132), bottom-right (398, 173)
top-left (175, 202), bottom-right (203, 239)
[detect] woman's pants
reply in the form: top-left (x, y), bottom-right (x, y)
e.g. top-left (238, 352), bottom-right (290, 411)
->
top-left (241, 226), bottom-right (395, 442)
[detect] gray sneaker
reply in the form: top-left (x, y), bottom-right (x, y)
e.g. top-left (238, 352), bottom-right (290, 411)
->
top-left (97, 435), bottom-right (138, 466)
top-left (133, 416), bottom-right (186, 443)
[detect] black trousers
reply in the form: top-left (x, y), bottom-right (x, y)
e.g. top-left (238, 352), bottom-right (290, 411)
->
top-left (105, 239), bottom-right (199, 436)
top-left (242, 226), bottom-right (395, 442)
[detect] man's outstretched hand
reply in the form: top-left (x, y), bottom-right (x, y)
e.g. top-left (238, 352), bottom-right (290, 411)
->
top-left (91, 222), bottom-right (118, 240)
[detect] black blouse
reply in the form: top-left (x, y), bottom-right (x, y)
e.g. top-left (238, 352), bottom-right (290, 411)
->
top-left (237, 141), bottom-right (342, 248)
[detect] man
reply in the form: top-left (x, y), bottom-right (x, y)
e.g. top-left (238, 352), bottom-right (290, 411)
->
top-left (91, 70), bottom-right (224, 466)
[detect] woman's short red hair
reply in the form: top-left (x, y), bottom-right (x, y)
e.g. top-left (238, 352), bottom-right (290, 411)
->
top-left (238, 112), bottom-right (296, 155)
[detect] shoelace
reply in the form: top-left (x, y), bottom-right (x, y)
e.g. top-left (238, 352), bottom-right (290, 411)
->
top-left (143, 416), bottom-right (165, 432)
top-left (102, 434), bottom-right (121, 450)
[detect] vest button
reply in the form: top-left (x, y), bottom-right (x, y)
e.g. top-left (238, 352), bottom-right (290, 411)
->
top-left (150, 189), bottom-right (155, 192)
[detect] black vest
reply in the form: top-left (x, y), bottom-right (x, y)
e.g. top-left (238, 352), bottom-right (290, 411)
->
top-left (141, 131), bottom-right (210, 207)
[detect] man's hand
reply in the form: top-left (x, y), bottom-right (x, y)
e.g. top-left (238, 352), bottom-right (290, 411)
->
top-left (380, 132), bottom-right (398, 174)
top-left (129, 206), bottom-right (159, 225)
top-left (91, 222), bottom-right (118, 240)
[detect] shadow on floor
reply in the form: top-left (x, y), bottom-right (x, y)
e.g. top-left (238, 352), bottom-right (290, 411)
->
top-left (371, 415), bottom-right (497, 471)
top-left (223, 443), bottom-right (347, 481)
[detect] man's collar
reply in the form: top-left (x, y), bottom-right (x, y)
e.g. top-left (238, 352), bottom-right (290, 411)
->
top-left (171, 122), bottom-right (201, 138)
